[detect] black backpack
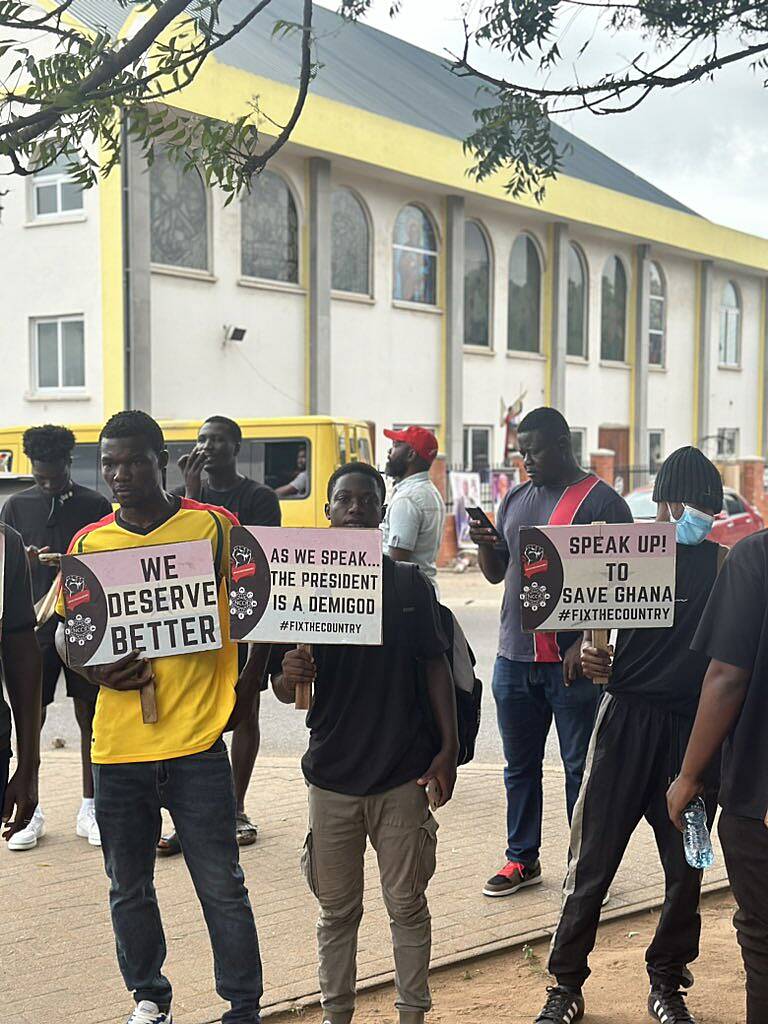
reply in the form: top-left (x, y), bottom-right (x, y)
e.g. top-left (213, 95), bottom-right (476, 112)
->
top-left (393, 562), bottom-right (483, 766)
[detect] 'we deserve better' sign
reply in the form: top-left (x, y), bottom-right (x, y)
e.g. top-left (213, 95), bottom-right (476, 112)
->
top-left (60, 540), bottom-right (222, 667)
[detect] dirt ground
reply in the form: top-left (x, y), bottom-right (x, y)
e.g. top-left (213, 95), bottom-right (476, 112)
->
top-left (273, 892), bottom-right (744, 1024)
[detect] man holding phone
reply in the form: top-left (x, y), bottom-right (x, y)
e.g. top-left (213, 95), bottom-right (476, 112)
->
top-left (471, 407), bottom-right (632, 898)
top-left (274, 462), bottom-right (458, 1024)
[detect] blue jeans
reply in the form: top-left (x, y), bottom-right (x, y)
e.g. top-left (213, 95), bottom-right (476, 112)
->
top-left (492, 657), bottom-right (600, 866)
top-left (93, 739), bottom-right (262, 1022)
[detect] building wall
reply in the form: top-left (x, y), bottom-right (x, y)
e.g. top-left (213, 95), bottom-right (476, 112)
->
top-left (149, 154), bottom-right (307, 420)
top-left (0, 142), bottom-right (765, 482)
top-left (646, 251), bottom-right (697, 460)
top-left (708, 268), bottom-right (762, 456)
top-left (0, 169), bottom-right (104, 425)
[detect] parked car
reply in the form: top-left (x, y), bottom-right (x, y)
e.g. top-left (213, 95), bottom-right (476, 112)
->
top-left (625, 485), bottom-right (764, 547)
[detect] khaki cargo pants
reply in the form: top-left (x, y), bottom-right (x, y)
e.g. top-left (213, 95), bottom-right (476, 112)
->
top-left (301, 780), bottom-right (439, 1021)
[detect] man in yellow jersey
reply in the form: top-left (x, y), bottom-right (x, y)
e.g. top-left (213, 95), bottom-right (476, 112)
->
top-left (54, 411), bottom-right (266, 1024)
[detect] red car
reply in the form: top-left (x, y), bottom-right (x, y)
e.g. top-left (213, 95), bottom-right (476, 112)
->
top-left (625, 485), bottom-right (764, 547)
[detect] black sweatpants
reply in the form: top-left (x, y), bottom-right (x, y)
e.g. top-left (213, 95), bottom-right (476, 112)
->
top-left (548, 693), bottom-right (717, 991)
top-left (719, 813), bottom-right (768, 1024)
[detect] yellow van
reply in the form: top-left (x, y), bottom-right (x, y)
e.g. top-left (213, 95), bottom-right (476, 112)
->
top-left (0, 416), bottom-right (375, 527)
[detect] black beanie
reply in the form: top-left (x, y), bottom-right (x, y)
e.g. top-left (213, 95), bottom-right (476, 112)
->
top-left (652, 446), bottom-right (723, 512)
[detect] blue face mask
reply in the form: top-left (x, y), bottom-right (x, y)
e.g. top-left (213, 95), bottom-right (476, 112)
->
top-left (668, 504), bottom-right (715, 546)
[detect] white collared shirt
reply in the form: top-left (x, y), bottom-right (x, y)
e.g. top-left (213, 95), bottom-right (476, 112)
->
top-left (382, 471), bottom-right (446, 591)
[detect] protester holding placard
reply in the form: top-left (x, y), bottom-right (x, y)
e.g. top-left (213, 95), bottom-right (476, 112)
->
top-left (273, 462), bottom-right (458, 1024)
top-left (470, 407), bottom-right (632, 899)
top-left (535, 447), bottom-right (724, 1024)
top-left (53, 411), bottom-right (266, 1024)
top-left (0, 425), bottom-right (111, 849)
top-left (0, 522), bottom-right (42, 848)
top-left (173, 414), bottom-right (280, 851)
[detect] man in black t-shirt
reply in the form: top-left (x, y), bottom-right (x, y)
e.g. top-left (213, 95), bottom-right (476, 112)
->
top-left (0, 425), bottom-right (111, 849)
top-left (274, 463), bottom-right (458, 1024)
top-left (0, 523), bottom-right (43, 847)
top-left (534, 448), bottom-right (725, 1024)
top-left (163, 415), bottom-right (281, 854)
top-left (669, 520), bottom-right (768, 1024)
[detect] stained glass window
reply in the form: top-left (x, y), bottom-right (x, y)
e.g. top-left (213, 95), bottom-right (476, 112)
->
top-left (719, 281), bottom-right (741, 367)
top-left (241, 170), bottom-right (299, 283)
top-left (393, 204), bottom-right (437, 305)
top-left (508, 234), bottom-right (541, 352)
top-left (566, 243), bottom-right (587, 358)
top-left (648, 261), bottom-right (666, 367)
top-left (601, 256), bottom-right (627, 362)
top-left (464, 220), bottom-right (491, 347)
top-left (150, 149), bottom-right (208, 270)
top-left (332, 188), bottom-right (370, 294)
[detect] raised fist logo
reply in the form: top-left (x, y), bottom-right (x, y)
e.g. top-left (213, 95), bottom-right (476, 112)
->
top-left (232, 546), bottom-right (252, 567)
top-left (231, 544), bottom-right (256, 582)
top-left (524, 544), bottom-right (544, 566)
top-left (64, 575), bottom-right (86, 596)
top-left (522, 542), bottom-right (548, 580)
top-left (64, 574), bottom-right (90, 608)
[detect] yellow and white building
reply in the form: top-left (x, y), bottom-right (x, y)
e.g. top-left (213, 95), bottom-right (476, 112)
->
top-left (3, 0), bottom-right (768, 478)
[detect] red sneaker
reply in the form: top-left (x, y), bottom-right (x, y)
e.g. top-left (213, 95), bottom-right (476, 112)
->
top-left (483, 859), bottom-right (542, 897)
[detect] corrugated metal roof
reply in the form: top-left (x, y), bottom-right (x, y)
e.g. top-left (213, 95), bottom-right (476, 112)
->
top-left (69, 0), bottom-right (696, 215)
top-left (69, 0), bottom-right (126, 38)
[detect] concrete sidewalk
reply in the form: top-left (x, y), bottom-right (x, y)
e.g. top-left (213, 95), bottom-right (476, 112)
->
top-left (0, 752), bottom-right (728, 1024)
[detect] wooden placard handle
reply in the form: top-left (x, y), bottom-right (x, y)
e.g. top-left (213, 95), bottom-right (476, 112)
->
top-left (295, 643), bottom-right (313, 711)
top-left (590, 521), bottom-right (609, 685)
top-left (140, 679), bottom-right (158, 723)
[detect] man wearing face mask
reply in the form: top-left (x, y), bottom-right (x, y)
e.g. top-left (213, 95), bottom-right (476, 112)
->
top-left (532, 447), bottom-right (725, 1024)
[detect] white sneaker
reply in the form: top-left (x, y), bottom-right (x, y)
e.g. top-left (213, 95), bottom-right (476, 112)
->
top-left (126, 1001), bottom-right (172, 1024)
top-left (76, 803), bottom-right (96, 839)
top-left (7, 806), bottom-right (45, 851)
top-left (88, 817), bottom-right (101, 847)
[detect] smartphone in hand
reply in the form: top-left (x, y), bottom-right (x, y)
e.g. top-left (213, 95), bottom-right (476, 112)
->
top-left (465, 505), bottom-right (501, 539)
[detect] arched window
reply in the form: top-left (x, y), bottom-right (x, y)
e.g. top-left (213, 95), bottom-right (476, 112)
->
top-left (508, 234), bottom-right (541, 353)
top-left (648, 261), bottom-right (666, 367)
top-left (393, 204), bottom-right (437, 305)
top-left (332, 188), bottom-right (370, 294)
top-left (464, 220), bottom-right (491, 347)
top-left (600, 256), bottom-right (627, 362)
top-left (719, 281), bottom-right (741, 367)
top-left (150, 148), bottom-right (208, 271)
top-left (566, 243), bottom-right (587, 358)
top-left (241, 170), bottom-right (299, 283)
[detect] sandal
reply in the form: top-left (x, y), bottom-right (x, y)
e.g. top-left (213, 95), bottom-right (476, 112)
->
top-left (157, 831), bottom-right (182, 857)
top-left (236, 814), bottom-right (258, 847)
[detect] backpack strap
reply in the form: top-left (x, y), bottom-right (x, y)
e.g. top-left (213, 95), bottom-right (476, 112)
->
top-left (207, 509), bottom-right (224, 584)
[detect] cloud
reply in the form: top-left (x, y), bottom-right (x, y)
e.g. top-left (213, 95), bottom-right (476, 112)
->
top-left (316, 0), bottom-right (768, 237)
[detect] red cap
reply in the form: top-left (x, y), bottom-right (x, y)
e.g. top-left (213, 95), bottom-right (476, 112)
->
top-left (383, 426), bottom-right (439, 465)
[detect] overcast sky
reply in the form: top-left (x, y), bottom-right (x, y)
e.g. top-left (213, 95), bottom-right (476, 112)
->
top-left (317, 0), bottom-right (768, 239)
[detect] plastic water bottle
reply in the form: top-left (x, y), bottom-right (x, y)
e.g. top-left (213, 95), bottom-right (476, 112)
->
top-left (682, 797), bottom-right (715, 869)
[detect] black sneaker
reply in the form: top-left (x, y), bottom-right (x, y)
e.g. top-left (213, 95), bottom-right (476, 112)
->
top-left (648, 987), bottom-right (697, 1023)
top-left (483, 859), bottom-right (543, 897)
top-left (534, 986), bottom-right (584, 1023)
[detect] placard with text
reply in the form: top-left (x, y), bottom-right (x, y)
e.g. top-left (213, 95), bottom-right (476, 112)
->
top-left (60, 540), bottom-right (222, 667)
top-left (228, 526), bottom-right (383, 645)
top-left (520, 522), bottom-right (677, 632)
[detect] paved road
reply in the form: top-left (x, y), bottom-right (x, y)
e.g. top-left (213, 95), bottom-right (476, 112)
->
top-left (41, 571), bottom-right (564, 766)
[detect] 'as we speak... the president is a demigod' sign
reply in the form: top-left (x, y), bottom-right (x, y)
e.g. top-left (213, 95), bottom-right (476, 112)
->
top-left (60, 540), bottom-right (222, 668)
top-left (520, 522), bottom-right (677, 633)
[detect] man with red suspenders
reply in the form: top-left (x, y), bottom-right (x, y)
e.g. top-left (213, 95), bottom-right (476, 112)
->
top-left (471, 408), bottom-right (632, 898)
